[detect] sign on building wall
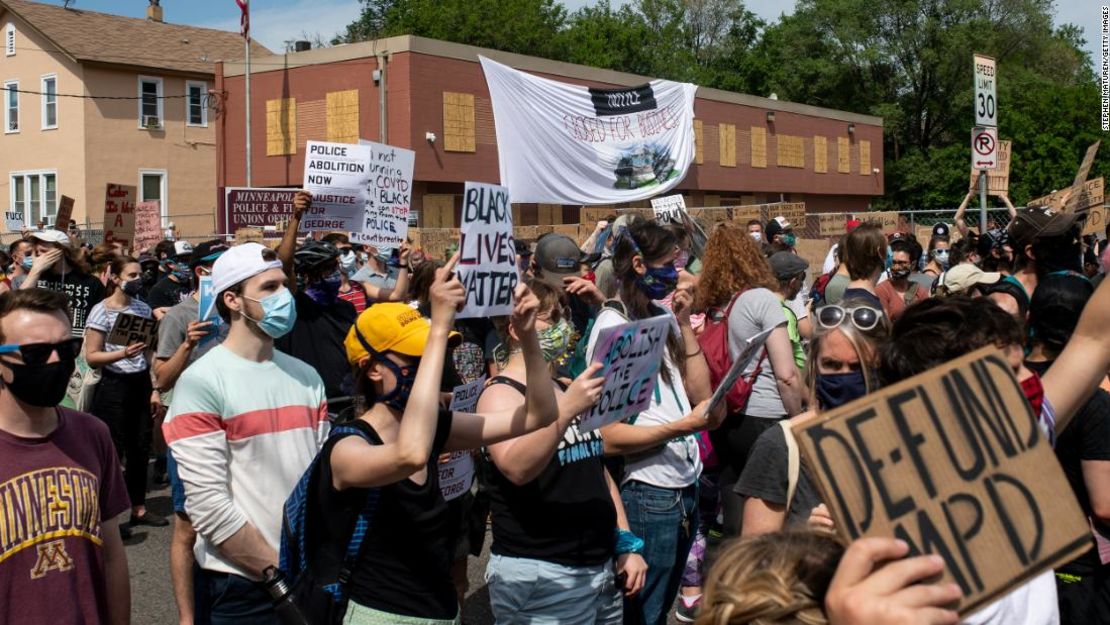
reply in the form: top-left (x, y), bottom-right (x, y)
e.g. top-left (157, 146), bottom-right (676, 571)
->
top-left (224, 188), bottom-right (300, 234)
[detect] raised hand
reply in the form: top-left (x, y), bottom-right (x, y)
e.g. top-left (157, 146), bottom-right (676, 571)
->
top-left (292, 191), bottom-right (312, 220)
top-left (510, 282), bottom-right (539, 336)
top-left (430, 252), bottom-right (465, 327)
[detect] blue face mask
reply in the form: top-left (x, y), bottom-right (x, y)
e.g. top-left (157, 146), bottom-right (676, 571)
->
top-left (21, 255), bottom-right (33, 270)
top-left (243, 288), bottom-right (297, 338)
top-left (305, 270), bottom-right (342, 306)
top-left (815, 371), bottom-right (869, 410)
top-left (885, 247), bottom-right (894, 271)
top-left (339, 251), bottom-right (358, 276)
top-left (376, 356), bottom-right (419, 411)
top-left (636, 263), bottom-right (679, 300)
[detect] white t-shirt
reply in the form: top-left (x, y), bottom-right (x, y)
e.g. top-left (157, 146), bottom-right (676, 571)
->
top-left (961, 571), bottom-right (1058, 625)
top-left (587, 307), bottom-right (701, 489)
top-left (85, 299), bottom-right (153, 374)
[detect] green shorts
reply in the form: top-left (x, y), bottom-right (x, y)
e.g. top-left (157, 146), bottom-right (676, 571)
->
top-left (343, 602), bottom-right (459, 625)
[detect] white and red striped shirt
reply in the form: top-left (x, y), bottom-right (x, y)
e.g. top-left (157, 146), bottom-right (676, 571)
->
top-left (163, 345), bottom-right (328, 578)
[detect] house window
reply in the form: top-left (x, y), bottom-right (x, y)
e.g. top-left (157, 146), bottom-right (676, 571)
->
top-left (137, 76), bottom-right (163, 128)
top-left (41, 75), bottom-right (56, 129)
top-left (4, 81), bottom-right (17, 133)
top-left (186, 81), bottom-right (207, 127)
top-left (10, 172), bottom-right (57, 226)
top-left (140, 170), bottom-right (167, 223)
top-left (4, 24), bottom-right (14, 57)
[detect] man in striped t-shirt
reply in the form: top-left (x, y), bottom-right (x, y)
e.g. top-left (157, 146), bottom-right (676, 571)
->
top-left (163, 242), bottom-right (328, 625)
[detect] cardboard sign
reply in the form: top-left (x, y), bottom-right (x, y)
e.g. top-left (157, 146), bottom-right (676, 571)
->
top-left (234, 228), bottom-right (265, 245)
top-left (579, 315), bottom-right (671, 432)
top-left (438, 451), bottom-right (475, 502)
top-left (771, 202), bottom-right (807, 228)
top-left (705, 327), bottom-right (774, 416)
top-left (106, 313), bottom-right (158, 347)
top-left (351, 140), bottom-right (416, 249)
top-left (865, 211), bottom-right (900, 234)
top-left (133, 201), bottom-right (162, 253)
top-left (729, 205), bottom-right (764, 226)
top-left (4, 211), bottom-right (24, 233)
top-left (302, 141), bottom-right (373, 232)
top-left (1083, 205), bottom-right (1107, 237)
top-left (55, 195), bottom-right (75, 229)
top-left (1066, 143), bottom-right (1102, 213)
top-left (457, 182), bottom-right (518, 319)
top-left (819, 214), bottom-right (848, 237)
top-left (794, 347), bottom-right (1089, 616)
top-left (651, 194), bottom-right (687, 225)
top-left (1029, 178), bottom-right (1104, 213)
top-left (449, 376), bottom-right (487, 414)
top-left (103, 184), bottom-right (136, 248)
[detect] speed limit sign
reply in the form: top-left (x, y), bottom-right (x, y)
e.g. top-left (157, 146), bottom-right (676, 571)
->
top-left (974, 54), bottom-right (997, 127)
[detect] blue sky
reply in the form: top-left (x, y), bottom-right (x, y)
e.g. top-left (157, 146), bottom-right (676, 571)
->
top-left (39, 1), bottom-right (1102, 63)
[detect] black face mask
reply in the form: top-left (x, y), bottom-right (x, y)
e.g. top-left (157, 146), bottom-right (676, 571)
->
top-left (122, 279), bottom-right (144, 297)
top-left (3, 359), bottom-right (75, 407)
top-left (1034, 236), bottom-right (1082, 275)
top-left (376, 356), bottom-right (418, 411)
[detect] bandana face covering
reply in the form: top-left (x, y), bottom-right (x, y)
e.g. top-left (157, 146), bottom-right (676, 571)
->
top-left (636, 264), bottom-right (679, 300)
top-left (537, 318), bottom-right (573, 364)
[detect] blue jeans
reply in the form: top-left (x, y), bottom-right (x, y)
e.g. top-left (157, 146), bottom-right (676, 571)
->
top-left (485, 554), bottom-right (622, 625)
top-left (620, 480), bottom-right (698, 625)
top-left (194, 569), bottom-right (277, 625)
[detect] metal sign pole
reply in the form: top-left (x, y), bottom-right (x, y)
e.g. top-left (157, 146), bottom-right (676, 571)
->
top-left (979, 169), bottom-right (988, 233)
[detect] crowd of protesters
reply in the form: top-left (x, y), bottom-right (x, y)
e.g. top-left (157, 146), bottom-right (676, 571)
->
top-left (4, 190), bottom-right (1110, 625)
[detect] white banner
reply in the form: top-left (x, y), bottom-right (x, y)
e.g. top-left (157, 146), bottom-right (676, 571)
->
top-left (480, 56), bottom-right (697, 205)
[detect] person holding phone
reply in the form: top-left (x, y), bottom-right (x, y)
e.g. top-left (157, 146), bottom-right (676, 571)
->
top-left (85, 254), bottom-right (167, 534)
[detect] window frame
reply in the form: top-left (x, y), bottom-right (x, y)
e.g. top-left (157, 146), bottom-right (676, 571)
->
top-left (185, 80), bottom-right (208, 127)
top-left (136, 75), bottom-right (164, 129)
top-left (4, 23), bottom-right (14, 57)
top-left (4, 80), bottom-right (18, 134)
top-left (41, 74), bottom-right (57, 130)
top-left (138, 168), bottom-right (169, 225)
top-left (10, 170), bottom-right (58, 227)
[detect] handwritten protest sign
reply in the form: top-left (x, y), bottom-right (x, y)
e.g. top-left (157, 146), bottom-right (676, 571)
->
top-left (351, 140), bottom-right (415, 249)
top-left (819, 214), bottom-right (848, 236)
top-left (867, 211), bottom-right (900, 234)
top-left (449, 376), bottom-right (487, 414)
top-left (704, 327), bottom-right (774, 416)
top-left (107, 313), bottom-right (158, 347)
top-left (1084, 205), bottom-right (1107, 237)
top-left (302, 141), bottom-right (372, 232)
top-left (794, 347), bottom-right (1089, 616)
top-left (4, 212), bottom-right (23, 233)
top-left (771, 202), bottom-right (807, 228)
top-left (457, 182), bottom-right (518, 319)
top-left (55, 195), bottom-right (75, 229)
top-left (579, 315), bottom-right (671, 432)
top-left (1029, 177), bottom-right (1104, 213)
top-left (1065, 141), bottom-right (1101, 212)
top-left (133, 201), bottom-right (162, 253)
top-left (651, 194), bottom-right (687, 225)
top-left (103, 184), bottom-right (136, 248)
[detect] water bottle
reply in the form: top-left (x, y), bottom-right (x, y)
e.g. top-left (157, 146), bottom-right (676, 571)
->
top-left (262, 566), bottom-right (312, 625)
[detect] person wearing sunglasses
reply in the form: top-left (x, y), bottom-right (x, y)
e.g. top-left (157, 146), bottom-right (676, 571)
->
top-left (84, 254), bottom-right (167, 534)
top-left (0, 288), bottom-right (131, 625)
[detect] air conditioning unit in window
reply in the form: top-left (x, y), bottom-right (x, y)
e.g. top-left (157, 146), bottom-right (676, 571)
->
top-left (143, 115), bottom-right (161, 129)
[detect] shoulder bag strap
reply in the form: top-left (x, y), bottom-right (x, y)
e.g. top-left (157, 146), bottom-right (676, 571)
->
top-left (779, 419), bottom-right (800, 510)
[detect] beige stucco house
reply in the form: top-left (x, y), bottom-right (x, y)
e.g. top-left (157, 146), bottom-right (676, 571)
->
top-left (0, 0), bottom-right (269, 239)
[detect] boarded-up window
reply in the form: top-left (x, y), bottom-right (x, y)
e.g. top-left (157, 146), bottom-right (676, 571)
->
top-left (837, 137), bottom-right (851, 173)
top-left (777, 134), bottom-right (804, 168)
top-left (443, 92), bottom-right (475, 153)
top-left (751, 126), bottom-right (767, 169)
top-left (814, 136), bottom-right (828, 173)
top-left (325, 90), bottom-right (359, 144)
top-left (859, 139), bottom-right (872, 175)
top-left (537, 203), bottom-right (561, 225)
top-left (266, 98), bottom-right (296, 156)
top-left (693, 119), bottom-right (704, 164)
top-left (422, 194), bottom-right (456, 228)
top-left (719, 123), bottom-right (736, 167)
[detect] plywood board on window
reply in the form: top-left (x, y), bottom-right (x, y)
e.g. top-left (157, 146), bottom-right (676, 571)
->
top-left (859, 140), bottom-right (872, 175)
top-left (777, 134), bottom-right (805, 168)
top-left (693, 119), bottom-right (704, 165)
top-left (703, 124), bottom-right (719, 164)
top-left (266, 98), bottom-right (297, 156)
top-left (537, 203), bottom-right (561, 225)
top-left (325, 90), bottom-right (360, 144)
top-left (814, 136), bottom-right (828, 174)
top-left (719, 123), bottom-right (736, 167)
top-left (837, 137), bottom-right (850, 173)
top-left (443, 92), bottom-right (476, 153)
top-left (422, 194), bottom-right (455, 229)
top-left (750, 126), bottom-right (767, 169)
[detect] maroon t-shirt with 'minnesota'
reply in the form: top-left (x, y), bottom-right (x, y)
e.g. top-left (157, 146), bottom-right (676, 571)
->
top-left (0, 408), bottom-right (130, 624)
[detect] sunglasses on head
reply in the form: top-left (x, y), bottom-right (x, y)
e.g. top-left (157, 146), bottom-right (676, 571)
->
top-left (0, 337), bottom-right (83, 365)
top-left (816, 305), bottom-right (883, 332)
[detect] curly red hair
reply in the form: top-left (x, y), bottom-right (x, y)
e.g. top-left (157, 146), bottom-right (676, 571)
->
top-left (695, 223), bottom-right (778, 310)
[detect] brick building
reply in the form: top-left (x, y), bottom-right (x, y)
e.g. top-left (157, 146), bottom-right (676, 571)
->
top-left (215, 34), bottom-right (883, 231)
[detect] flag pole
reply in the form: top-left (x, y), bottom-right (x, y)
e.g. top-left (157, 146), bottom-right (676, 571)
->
top-left (245, 35), bottom-right (252, 187)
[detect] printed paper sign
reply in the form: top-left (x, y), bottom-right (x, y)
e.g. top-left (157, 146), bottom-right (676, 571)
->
top-left (107, 313), bottom-right (158, 347)
top-left (55, 195), bottom-right (75, 229)
top-left (351, 140), bottom-right (415, 249)
top-left (103, 184), bottom-right (137, 248)
top-left (457, 182), bottom-right (519, 319)
top-left (651, 194), bottom-right (687, 224)
top-left (449, 376), bottom-right (487, 414)
top-left (197, 276), bottom-right (222, 344)
top-left (794, 347), bottom-right (1089, 616)
top-left (438, 451), bottom-right (475, 502)
top-left (302, 141), bottom-right (372, 232)
top-left (704, 327), bottom-right (774, 416)
top-left (579, 315), bottom-right (671, 432)
top-left (4, 212), bottom-right (24, 233)
top-left (133, 201), bottom-right (162, 253)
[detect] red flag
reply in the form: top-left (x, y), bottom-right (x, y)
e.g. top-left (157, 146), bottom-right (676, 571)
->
top-left (235, 0), bottom-right (249, 40)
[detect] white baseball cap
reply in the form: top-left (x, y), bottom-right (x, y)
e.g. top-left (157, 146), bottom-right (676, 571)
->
top-left (211, 242), bottom-right (283, 295)
top-left (173, 240), bottom-right (194, 258)
top-left (28, 229), bottom-right (70, 245)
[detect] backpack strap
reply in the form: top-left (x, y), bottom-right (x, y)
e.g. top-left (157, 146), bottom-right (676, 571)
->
top-left (779, 420), bottom-right (800, 510)
top-left (325, 424), bottom-right (382, 600)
